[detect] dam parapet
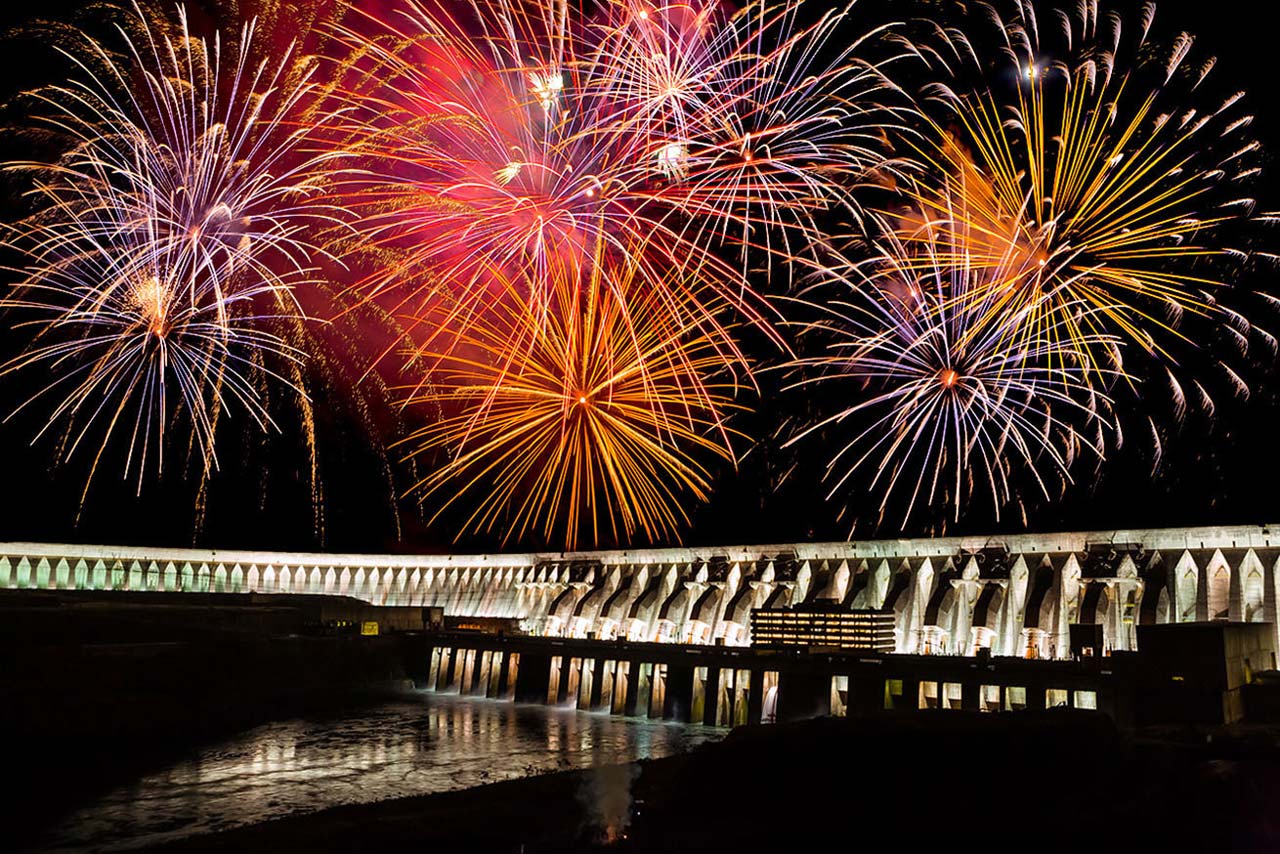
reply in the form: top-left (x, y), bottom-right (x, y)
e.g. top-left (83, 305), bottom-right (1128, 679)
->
top-left (8, 523), bottom-right (1280, 661)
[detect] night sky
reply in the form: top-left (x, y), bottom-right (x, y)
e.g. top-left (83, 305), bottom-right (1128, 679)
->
top-left (0, 0), bottom-right (1276, 555)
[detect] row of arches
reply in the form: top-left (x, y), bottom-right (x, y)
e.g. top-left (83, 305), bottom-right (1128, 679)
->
top-left (0, 554), bottom-right (543, 613)
top-left (4, 541), bottom-right (1278, 658)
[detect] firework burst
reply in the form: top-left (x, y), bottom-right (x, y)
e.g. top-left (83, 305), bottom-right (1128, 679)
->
top-left (899, 0), bottom-right (1261, 384)
top-left (0, 2), bottom-right (351, 491)
top-left (401, 248), bottom-right (739, 549)
top-left (785, 207), bottom-right (1115, 531)
top-left (328, 0), bottom-right (906, 376)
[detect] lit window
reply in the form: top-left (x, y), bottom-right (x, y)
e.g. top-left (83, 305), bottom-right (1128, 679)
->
top-left (919, 680), bottom-right (940, 709)
top-left (884, 678), bottom-right (903, 710)
top-left (1073, 690), bottom-right (1098, 710)
top-left (1004, 686), bottom-right (1027, 711)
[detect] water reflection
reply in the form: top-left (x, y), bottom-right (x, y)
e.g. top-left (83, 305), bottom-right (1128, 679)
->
top-left (35, 694), bottom-right (723, 853)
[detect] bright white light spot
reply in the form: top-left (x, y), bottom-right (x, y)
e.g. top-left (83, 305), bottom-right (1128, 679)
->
top-left (529, 69), bottom-right (564, 111)
top-left (495, 161), bottom-right (522, 185)
top-left (656, 141), bottom-right (688, 179)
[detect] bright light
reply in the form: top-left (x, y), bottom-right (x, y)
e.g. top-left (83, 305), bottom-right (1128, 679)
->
top-left (132, 276), bottom-right (171, 339)
top-left (655, 141), bottom-right (688, 178)
top-left (494, 161), bottom-right (522, 185)
top-left (529, 69), bottom-right (564, 111)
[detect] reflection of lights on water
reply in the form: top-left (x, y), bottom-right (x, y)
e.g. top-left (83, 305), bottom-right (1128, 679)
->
top-left (50, 696), bottom-right (723, 853)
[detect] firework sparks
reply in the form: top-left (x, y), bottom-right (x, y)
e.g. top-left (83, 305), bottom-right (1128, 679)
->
top-left (328, 0), bottom-right (906, 375)
top-left (401, 248), bottom-right (739, 548)
top-left (785, 208), bottom-right (1115, 531)
top-left (902, 0), bottom-right (1260, 380)
top-left (0, 2), bottom-right (350, 490)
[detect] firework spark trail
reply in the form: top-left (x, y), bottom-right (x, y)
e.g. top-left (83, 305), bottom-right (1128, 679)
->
top-left (785, 207), bottom-right (1116, 531)
top-left (590, 1), bottom-right (909, 261)
top-left (321, 0), bottom-right (909, 543)
top-left (401, 248), bottom-right (739, 549)
top-left (0, 2), bottom-right (352, 492)
top-left (328, 0), bottom-right (906, 378)
top-left (900, 0), bottom-right (1261, 386)
top-left (2, 0), bottom-right (1265, 543)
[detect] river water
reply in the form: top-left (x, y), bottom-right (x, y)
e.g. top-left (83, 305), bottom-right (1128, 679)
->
top-left (33, 693), bottom-right (725, 853)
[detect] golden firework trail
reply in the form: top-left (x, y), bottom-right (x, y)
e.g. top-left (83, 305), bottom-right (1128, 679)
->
top-left (899, 0), bottom-right (1259, 383)
top-left (401, 248), bottom-right (740, 549)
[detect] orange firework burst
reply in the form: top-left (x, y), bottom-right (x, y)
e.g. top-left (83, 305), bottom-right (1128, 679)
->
top-left (400, 249), bottom-right (740, 548)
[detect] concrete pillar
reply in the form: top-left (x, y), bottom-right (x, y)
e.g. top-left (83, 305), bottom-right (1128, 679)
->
top-left (1190, 548), bottom-right (1215, 622)
top-left (623, 659), bottom-right (644, 716)
top-left (555, 657), bottom-right (573, 703)
top-left (513, 652), bottom-right (552, 703)
top-left (849, 674), bottom-right (884, 716)
top-left (897, 676), bottom-right (920, 712)
top-left (1156, 550), bottom-right (1188, 621)
top-left (703, 666), bottom-right (722, 726)
top-left (961, 682), bottom-right (981, 712)
top-left (495, 651), bottom-right (513, 698)
top-left (664, 663), bottom-right (693, 722)
top-left (901, 557), bottom-right (934, 654)
top-left (1256, 550), bottom-right (1280, 655)
top-left (747, 669), bottom-right (765, 724)
top-left (1221, 549), bottom-right (1249, 623)
top-left (777, 671), bottom-right (830, 722)
top-left (588, 659), bottom-right (607, 710)
top-left (949, 576), bottom-right (980, 655)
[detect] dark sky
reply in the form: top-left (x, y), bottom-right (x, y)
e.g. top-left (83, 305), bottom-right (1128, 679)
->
top-left (0, 0), bottom-right (1276, 555)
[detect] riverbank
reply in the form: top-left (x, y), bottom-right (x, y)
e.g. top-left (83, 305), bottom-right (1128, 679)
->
top-left (139, 709), bottom-right (1280, 854)
top-left (1, 590), bottom-right (422, 850)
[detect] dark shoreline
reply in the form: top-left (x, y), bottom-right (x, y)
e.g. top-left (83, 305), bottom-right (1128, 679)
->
top-left (1, 590), bottom-right (424, 851)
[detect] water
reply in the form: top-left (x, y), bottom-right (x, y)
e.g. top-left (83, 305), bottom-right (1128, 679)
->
top-left (34, 693), bottom-right (725, 853)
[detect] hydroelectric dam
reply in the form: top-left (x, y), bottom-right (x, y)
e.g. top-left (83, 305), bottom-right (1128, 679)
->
top-left (5, 524), bottom-right (1278, 726)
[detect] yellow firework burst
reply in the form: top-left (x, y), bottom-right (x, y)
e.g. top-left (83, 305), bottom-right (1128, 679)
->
top-left (900, 1), bottom-right (1258, 376)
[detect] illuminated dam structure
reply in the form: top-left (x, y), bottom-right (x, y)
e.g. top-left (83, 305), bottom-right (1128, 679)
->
top-left (4, 523), bottom-right (1280, 659)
